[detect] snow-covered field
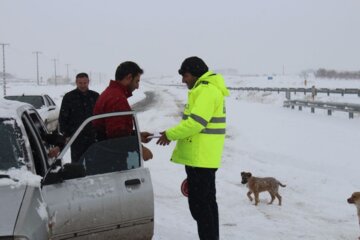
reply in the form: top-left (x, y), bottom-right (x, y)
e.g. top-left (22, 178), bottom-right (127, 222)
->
top-left (3, 74), bottom-right (360, 239)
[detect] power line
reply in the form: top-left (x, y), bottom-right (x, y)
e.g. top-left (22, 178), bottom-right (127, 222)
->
top-left (33, 51), bottom-right (42, 85)
top-left (0, 43), bottom-right (10, 96)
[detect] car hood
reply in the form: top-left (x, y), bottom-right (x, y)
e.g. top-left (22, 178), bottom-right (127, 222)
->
top-left (0, 185), bottom-right (27, 235)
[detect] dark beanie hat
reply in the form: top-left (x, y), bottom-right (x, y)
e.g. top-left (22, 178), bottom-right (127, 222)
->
top-left (178, 56), bottom-right (209, 78)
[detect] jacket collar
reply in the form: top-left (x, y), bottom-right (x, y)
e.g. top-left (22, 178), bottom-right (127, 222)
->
top-left (109, 80), bottom-right (132, 98)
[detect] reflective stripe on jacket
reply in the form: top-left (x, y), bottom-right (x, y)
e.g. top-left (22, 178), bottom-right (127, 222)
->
top-left (166, 71), bottom-right (230, 168)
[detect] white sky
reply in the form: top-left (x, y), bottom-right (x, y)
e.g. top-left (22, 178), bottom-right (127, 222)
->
top-left (1, 0), bottom-right (360, 80)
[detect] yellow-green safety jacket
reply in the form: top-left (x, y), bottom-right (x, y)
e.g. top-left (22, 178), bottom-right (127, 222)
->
top-left (165, 71), bottom-right (230, 168)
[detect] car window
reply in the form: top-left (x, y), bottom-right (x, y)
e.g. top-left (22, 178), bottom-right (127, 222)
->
top-left (45, 95), bottom-right (56, 106)
top-left (28, 112), bottom-right (52, 156)
top-left (22, 113), bottom-right (48, 176)
top-left (29, 112), bottom-right (47, 140)
top-left (0, 118), bottom-right (27, 170)
top-left (4, 95), bottom-right (45, 109)
top-left (79, 135), bottom-right (140, 176)
top-left (43, 95), bottom-right (50, 107)
top-left (58, 112), bottom-right (142, 178)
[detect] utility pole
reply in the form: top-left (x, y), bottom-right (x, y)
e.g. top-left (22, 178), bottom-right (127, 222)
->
top-left (52, 58), bottom-right (57, 86)
top-left (282, 64), bottom-right (285, 75)
top-left (65, 63), bottom-right (70, 83)
top-left (33, 51), bottom-right (42, 85)
top-left (1, 43), bottom-right (10, 96)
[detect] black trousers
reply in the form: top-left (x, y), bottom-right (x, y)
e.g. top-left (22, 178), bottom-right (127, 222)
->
top-left (185, 166), bottom-right (219, 240)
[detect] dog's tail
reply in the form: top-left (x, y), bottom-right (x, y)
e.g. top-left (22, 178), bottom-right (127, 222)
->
top-left (278, 181), bottom-right (286, 187)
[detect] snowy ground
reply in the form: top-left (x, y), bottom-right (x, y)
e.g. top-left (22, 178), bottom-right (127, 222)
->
top-left (4, 74), bottom-right (360, 239)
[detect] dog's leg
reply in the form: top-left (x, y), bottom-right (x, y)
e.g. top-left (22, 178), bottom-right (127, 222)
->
top-left (268, 192), bottom-right (275, 205)
top-left (275, 192), bottom-right (282, 206)
top-left (247, 191), bottom-right (253, 202)
top-left (254, 192), bottom-right (260, 206)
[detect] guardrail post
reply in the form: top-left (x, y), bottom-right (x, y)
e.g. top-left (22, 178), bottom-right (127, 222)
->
top-left (286, 90), bottom-right (291, 100)
top-left (311, 107), bottom-right (315, 113)
top-left (349, 112), bottom-right (354, 119)
top-left (299, 106), bottom-right (302, 111)
top-left (291, 105), bottom-right (294, 109)
top-left (327, 109), bottom-right (332, 116)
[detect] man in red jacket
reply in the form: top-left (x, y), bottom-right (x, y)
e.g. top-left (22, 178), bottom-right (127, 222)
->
top-left (93, 61), bottom-right (153, 160)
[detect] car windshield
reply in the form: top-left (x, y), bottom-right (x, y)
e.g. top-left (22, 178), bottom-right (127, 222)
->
top-left (5, 95), bottom-right (45, 109)
top-left (0, 118), bottom-right (26, 170)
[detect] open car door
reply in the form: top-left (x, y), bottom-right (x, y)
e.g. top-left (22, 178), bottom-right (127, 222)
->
top-left (41, 111), bottom-right (154, 240)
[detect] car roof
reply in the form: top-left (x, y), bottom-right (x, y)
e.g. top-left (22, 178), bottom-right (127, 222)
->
top-left (5, 94), bottom-right (46, 97)
top-left (0, 99), bottom-right (34, 120)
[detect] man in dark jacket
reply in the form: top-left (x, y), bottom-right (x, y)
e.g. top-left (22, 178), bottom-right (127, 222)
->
top-left (59, 72), bottom-right (99, 163)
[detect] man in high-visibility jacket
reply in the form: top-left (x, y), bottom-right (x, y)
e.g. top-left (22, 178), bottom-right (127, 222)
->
top-left (157, 56), bottom-right (229, 240)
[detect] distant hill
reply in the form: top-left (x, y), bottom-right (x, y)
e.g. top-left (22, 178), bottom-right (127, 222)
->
top-left (315, 68), bottom-right (360, 79)
top-left (214, 68), bottom-right (239, 75)
top-left (0, 72), bottom-right (15, 79)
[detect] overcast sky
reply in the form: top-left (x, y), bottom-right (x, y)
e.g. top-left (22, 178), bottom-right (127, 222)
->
top-left (1, 0), bottom-right (360, 81)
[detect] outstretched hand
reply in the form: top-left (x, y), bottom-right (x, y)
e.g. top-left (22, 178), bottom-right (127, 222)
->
top-left (141, 132), bottom-right (153, 143)
top-left (156, 131), bottom-right (171, 146)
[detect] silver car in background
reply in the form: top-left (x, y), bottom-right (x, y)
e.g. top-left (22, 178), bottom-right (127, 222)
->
top-left (0, 100), bottom-right (154, 240)
top-left (4, 94), bottom-right (59, 132)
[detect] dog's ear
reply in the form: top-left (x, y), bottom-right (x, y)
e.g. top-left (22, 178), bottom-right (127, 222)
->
top-left (247, 172), bottom-right (252, 177)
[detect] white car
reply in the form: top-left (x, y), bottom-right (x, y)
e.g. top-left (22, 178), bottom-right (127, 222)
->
top-left (4, 94), bottom-right (59, 132)
top-left (0, 100), bottom-right (154, 240)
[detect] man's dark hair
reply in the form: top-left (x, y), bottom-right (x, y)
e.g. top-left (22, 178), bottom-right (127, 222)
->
top-left (76, 72), bottom-right (89, 79)
top-left (178, 56), bottom-right (208, 78)
top-left (115, 61), bottom-right (144, 81)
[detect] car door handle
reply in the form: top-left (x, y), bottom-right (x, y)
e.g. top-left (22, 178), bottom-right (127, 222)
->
top-left (125, 178), bottom-right (141, 186)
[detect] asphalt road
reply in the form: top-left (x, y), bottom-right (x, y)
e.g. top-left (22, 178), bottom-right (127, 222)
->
top-left (131, 91), bottom-right (156, 112)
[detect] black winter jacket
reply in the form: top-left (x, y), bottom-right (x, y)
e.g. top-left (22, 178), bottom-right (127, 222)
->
top-left (59, 89), bottom-right (99, 138)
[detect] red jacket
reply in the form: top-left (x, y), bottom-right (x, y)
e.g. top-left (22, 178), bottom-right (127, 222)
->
top-left (93, 80), bottom-right (133, 138)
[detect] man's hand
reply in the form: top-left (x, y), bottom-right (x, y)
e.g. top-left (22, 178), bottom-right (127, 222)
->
top-left (156, 131), bottom-right (171, 146)
top-left (48, 146), bottom-right (61, 158)
top-left (142, 145), bottom-right (153, 161)
top-left (141, 132), bottom-right (153, 143)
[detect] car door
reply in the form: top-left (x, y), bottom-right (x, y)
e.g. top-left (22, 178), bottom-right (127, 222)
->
top-left (41, 111), bottom-right (154, 240)
top-left (11, 111), bottom-right (51, 240)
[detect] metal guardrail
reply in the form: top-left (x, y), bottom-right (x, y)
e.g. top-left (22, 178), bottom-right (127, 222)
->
top-left (228, 87), bottom-right (360, 97)
top-left (283, 100), bottom-right (360, 119)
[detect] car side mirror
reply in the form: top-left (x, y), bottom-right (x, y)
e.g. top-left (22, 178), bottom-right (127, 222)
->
top-left (41, 159), bottom-right (63, 187)
top-left (62, 163), bottom-right (86, 180)
top-left (41, 162), bottom-right (86, 187)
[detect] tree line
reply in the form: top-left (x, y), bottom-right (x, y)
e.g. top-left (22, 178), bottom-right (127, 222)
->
top-left (315, 68), bottom-right (360, 79)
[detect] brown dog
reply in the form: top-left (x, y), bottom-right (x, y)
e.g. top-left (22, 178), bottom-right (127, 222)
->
top-left (347, 192), bottom-right (360, 239)
top-left (241, 171), bottom-right (286, 206)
